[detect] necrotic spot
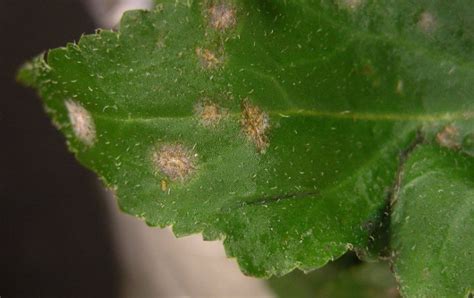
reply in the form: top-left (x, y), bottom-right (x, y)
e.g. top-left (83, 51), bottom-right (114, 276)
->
top-left (196, 47), bottom-right (223, 69)
top-left (240, 99), bottom-right (270, 153)
top-left (64, 99), bottom-right (96, 147)
top-left (418, 11), bottom-right (437, 34)
top-left (208, 3), bottom-right (236, 31)
top-left (436, 125), bottom-right (460, 150)
top-left (152, 144), bottom-right (197, 181)
top-left (195, 99), bottom-right (226, 127)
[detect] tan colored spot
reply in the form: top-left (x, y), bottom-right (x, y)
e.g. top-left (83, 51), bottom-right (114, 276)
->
top-left (436, 125), bottom-right (460, 149)
top-left (396, 80), bottom-right (404, 94)
top-left (195, 100), bottom-right (226, 127)
top-left (156, 38), bottom-right (166, 49)
top-left (418, 11), bottom-right (437, 34)
top-left (337, 0), bottom-right (364, 10)
top-left (208, 3), bottom-right (236, 30)
top-left (240, 100), bottom-right (270, 153)
top-left (196, 47), bottom-right (222, 69)
top-left (65, 99), bottom-right (96, 147)
top-left (152, 144), bottom-right (197, 181)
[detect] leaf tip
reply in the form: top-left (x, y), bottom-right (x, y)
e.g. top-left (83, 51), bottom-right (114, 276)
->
top-left (16, 52), bottom-right (49, 88)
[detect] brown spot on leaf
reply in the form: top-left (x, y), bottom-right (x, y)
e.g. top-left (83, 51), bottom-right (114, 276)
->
top-left (152, 144), bottom-right (197, 181)
top-left (436, 125), bottom-right (461, 149)
top-left (196, 47), bottom-right (222, 69)
top-left (240, 100), bottom-right (270, 153)
top-left (195, 100), bottom-right (226, 127)
top-left (208, 3), bottom-right (236, 31)
top-left (418, 11), bottom-right (437, 34)
top-left (361, 64), bottom-right (375, 76)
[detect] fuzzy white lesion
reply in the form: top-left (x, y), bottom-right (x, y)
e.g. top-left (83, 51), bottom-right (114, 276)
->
top-left (65, 99), bottom-right (97, 147)
top-left (194, 99), bottom-right (227, 127)
top-left (207, 2), bottom-right (236, 31)
top-left (152, 144), bottom-right (197, 181)
top-left (195, 47), bottom-right (223, 70)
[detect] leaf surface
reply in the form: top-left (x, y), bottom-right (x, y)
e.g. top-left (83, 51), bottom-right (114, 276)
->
top-left (269, 253), bottom-right (399, 298)
top-left (392, 145), bottom-right (474, 297)
top-left (18, 0), bottom-right (474, 277)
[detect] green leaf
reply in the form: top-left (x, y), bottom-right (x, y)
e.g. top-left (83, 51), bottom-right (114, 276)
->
top-left (392, 145), bottom-right (474, 297)
top-left (18, 0), bottom-right (474, 278)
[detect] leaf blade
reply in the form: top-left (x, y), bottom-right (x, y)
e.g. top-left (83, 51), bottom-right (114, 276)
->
top-left (18, 0), bottom-right (474, 278)
top-left (392, 145), bottom-right (474, 297)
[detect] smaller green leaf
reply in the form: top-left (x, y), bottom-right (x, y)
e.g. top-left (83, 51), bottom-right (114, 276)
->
top-left (269, 253), bottom-right (399, 298)
top-left (392, 145), bottom-right (474, 297)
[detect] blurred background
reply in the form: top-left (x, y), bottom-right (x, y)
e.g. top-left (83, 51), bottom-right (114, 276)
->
top-left (0, 1), bottom-right (398, 297)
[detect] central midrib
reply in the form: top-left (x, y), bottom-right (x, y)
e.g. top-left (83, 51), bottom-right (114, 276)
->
top-left (93, 109), bottom-right (474, 123)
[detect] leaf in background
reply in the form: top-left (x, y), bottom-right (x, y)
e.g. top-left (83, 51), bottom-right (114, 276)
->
top-left (392, 145), bottom-right (474, 297)
top-left (269, 253), bottom-right (400, 298)
top-left (18, 0), bottom-right (474, 278)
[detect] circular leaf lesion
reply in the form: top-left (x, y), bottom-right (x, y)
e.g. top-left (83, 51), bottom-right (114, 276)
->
top-left (152, 143), bottom-right (198, 182)
top-left (240, 99), bottom-right (271, 153)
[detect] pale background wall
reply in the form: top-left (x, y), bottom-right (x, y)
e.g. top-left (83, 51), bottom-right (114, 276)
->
top-left (84, 0), bottom-right (153, 28)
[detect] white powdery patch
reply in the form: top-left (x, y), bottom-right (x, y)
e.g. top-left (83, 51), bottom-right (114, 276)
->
top-left (65, 99), bottom-right (97, 147)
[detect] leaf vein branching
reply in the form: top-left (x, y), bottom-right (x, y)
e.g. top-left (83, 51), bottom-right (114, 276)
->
top-left (244, 68), bottom-right (293, 106)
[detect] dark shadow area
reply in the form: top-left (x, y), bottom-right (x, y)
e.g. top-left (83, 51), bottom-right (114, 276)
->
top-left (0, 1), bottom-right (121, 296)
top-left (269, 252), bottom-right (400, 298)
